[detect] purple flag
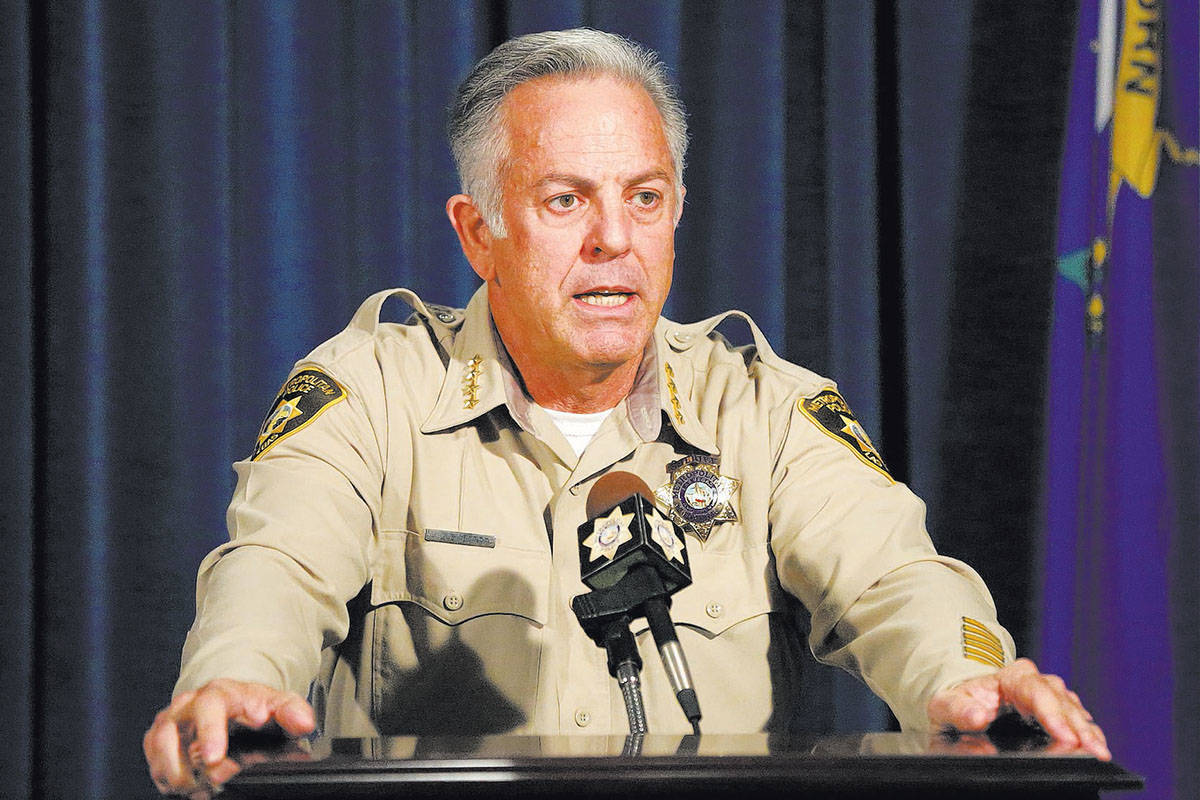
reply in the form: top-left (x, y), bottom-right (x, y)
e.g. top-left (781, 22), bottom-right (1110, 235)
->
top-left (1042, 1), bottom-right (1199, 798)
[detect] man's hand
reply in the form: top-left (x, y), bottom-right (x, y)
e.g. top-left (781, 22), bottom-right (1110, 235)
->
top-left (143, 678), bottom-right (316, 797)
top-left (927, 658), bottom-right (1110, 760)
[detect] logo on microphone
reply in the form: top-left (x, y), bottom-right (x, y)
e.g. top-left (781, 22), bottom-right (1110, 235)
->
top-left (647, 507), bottom-right (685, 563)
top-left (582, 507), bottom-right (634, 561)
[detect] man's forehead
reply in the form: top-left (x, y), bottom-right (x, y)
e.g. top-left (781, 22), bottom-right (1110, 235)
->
top-left (500, 74), bottom-right (674, 177)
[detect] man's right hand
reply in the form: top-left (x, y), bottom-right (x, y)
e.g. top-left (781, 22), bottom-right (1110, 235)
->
top-left (143, 678), bottom-right (316, 797)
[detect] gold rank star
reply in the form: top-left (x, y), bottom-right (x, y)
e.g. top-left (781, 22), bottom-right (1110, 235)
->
top-left (582, 506), bottom-right (634, 561)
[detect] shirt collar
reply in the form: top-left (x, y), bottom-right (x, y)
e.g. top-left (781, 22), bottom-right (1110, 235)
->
top-left (421, 285), bottom-right (719, 455)
top-left (420, 285), bottom-right (510, 434)
top-left (646, 320), bottom-right (720, 455)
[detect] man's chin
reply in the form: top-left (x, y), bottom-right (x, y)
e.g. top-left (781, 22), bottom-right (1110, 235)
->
top-left (575, 340), bottom-right (651, 372)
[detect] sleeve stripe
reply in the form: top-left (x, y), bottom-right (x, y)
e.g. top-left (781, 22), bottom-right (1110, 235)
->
top-left (963, 632), bottom-right (1006, 660)
top-left (963, 646), bottom-right (1006, 669)
top-left (962, 616), bottom-right (1006, 667)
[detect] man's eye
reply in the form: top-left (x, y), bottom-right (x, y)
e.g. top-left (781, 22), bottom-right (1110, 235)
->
top-left (633, 191), bottom-right (660, 207)
top-left (549, 194), bottom-right (578, 210)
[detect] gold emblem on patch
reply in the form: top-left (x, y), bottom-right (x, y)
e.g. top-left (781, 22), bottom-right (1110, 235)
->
top-left (797, 389), bottom-right (892, 481)
top-left (252, 368), bottom-right (346, 461)
top-left (654, 455), bottom-right (740, 543)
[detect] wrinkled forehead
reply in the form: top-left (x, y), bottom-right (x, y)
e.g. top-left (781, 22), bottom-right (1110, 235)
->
top-left (497, 74), bottom-right (676, 180)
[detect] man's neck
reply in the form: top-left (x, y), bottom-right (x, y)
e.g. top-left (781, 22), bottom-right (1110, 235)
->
top-left (508, 350), bottom-right (639, 413)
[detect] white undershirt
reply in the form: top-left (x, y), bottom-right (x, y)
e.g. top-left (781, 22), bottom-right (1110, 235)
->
top-left (539, 405), bottom-right (615, 457)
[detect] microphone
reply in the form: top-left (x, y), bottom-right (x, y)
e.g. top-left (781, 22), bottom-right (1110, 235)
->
top-left (572, 471), bottom-right (703, 732)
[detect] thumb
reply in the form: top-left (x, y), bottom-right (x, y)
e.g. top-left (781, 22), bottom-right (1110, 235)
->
top-left (928, 679), bottom-right (1001, 731)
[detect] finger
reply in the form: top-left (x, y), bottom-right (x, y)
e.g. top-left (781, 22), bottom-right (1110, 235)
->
top-left (1021, 682), bottom-right (1080, 744)
top-left (144, 710), bottom-right (199, 795)
top-left (1080, 721), bottom-right (1111, 760)
top-left (271, 692), bottom-right (317, 736)
top-left (190, 688), bottom-right (235, 768)
top-left (1058, 700), bottom-right (1109, 761)
top-left (1018, 680), bottom-right (1108, 759)
top-left (190, 753), bottom-right (243, 791)
top-left (185, 734), bottom-right (245, 796)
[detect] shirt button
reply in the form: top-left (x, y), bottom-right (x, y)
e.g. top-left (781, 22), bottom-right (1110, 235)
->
top-left (437, 312), bottom-right (455, 323)
top-left (706, 601), bottom-right (724, 619)
top-left (443, 592), bottom-right (464, 611)
top-left (574, 709), bottom-right (592, 727)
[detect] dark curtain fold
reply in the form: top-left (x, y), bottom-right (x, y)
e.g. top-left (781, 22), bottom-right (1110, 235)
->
top-left (5, 2), bottom-right (1161, 798)
top-left (1, 1), bottom-right (36, 797)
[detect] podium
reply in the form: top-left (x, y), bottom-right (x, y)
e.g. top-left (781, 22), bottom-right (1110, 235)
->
top-left (222, 732), bottom-right (1142, 800)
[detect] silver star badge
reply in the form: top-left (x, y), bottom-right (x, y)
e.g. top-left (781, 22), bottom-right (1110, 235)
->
top-left (654, 455), bottom-right (740, 543)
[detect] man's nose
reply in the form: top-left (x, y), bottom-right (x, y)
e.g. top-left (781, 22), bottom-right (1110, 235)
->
top-left (583, 199), bottom-right (632, 259)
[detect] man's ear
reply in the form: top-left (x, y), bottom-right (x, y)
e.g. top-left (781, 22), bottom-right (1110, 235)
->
top-left (446, 194), bottom-right (495, 280)
top-left (674, 184), bottom-right (686, 228)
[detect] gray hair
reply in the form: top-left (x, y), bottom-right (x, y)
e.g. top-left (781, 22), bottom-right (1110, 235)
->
top-left (448, 28), bottom-right (689, 237)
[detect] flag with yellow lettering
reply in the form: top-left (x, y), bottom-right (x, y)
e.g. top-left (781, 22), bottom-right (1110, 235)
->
top-left (1042, 1), bottom-right (1198, 797)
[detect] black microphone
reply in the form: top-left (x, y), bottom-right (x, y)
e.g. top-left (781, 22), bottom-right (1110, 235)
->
top-left (572, 471), bottom-right (703, 732)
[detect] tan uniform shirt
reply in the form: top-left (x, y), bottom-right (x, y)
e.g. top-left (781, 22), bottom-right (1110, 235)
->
top-left (176, 286), bottom-right (1015, 735)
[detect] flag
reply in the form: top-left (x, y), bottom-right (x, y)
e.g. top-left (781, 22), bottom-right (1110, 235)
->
top-left (1042, 1), bottom-right (1199, 798)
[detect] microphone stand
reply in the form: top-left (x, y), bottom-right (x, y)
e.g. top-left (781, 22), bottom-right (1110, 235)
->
top-left (572, 569), bottom-right (669, 735)
top-left (600, 617), bottom-right (648, 735)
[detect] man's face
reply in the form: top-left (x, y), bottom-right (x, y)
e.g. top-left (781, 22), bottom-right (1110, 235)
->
top-left (477, 75), bottom-right (681, 379)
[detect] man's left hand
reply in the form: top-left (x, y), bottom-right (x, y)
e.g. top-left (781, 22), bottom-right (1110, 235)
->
top-left (927, 658), bottom-right (1110, 760)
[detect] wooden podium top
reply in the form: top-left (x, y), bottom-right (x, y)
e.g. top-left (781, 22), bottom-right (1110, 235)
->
top-left (222, 731), bottom-right (1143, 800)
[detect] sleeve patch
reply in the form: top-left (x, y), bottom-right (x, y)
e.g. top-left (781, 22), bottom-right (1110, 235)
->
top-left (251, 368), bottom-right (347, 461)
top-left (796, 389), bottom-right (893, 481)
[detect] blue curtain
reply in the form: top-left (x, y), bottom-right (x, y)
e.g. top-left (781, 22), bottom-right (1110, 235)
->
top-left (2, 2), bottom-right (1136, 798)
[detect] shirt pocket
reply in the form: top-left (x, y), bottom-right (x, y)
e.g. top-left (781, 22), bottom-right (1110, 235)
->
top-left (662, 541), bottom-right (783, 636)
top-left (370, 529), bottom-right (550, 626)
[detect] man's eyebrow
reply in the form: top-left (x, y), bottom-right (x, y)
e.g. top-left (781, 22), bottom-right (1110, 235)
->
top-left (626, 169), bottom-right (673, 186)
top-left (533, 170), bottom-right (674, 192)
top-left (534, 174), bottom-right (597, 192)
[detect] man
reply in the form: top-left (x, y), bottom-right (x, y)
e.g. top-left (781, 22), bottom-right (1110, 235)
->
top-left (144, 28), bottom-right (1108, 796)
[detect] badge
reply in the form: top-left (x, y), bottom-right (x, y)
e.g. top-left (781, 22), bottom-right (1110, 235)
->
top-left (251, 368), bottom-right (346, 460)
top-left (796, 389), bottom-right (892, 481)
top-left (654, 455), bottom-right (740, 543)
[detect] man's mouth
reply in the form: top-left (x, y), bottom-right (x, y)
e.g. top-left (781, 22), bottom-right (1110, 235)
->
top-left (575, 291), bottom-right (634, 307)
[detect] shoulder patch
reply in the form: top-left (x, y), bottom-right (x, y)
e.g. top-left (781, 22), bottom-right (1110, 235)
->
top-left (252, 368), bottom-right (347, 461)
top-left (797, 389), bottom-right (893, 481)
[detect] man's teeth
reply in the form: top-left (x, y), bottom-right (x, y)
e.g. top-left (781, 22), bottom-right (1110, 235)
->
top-left (578, 292), bottom-right (629, 307)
